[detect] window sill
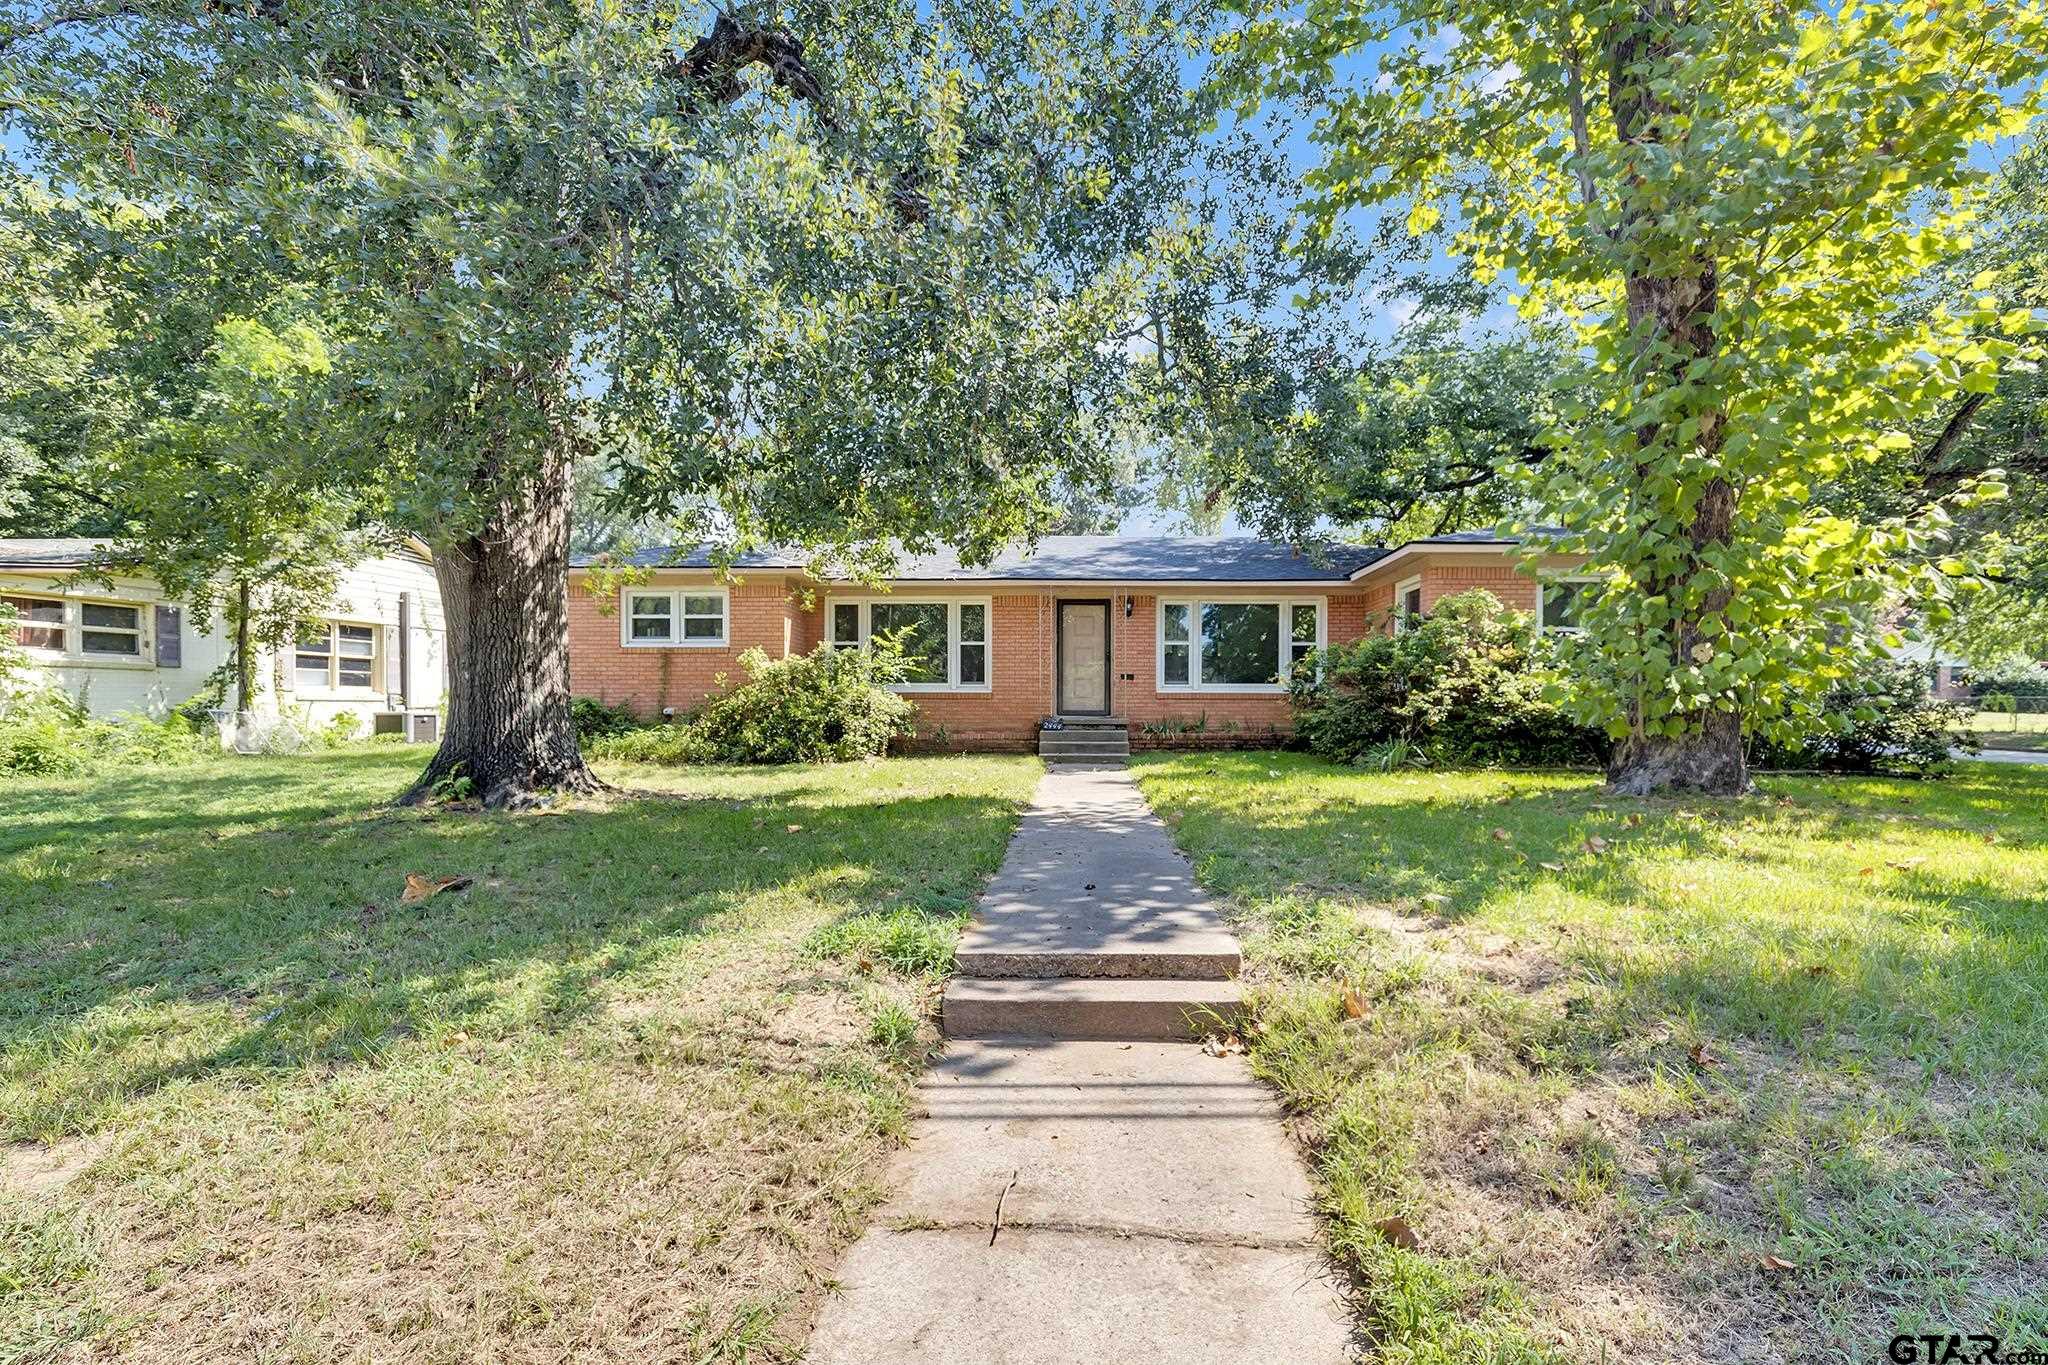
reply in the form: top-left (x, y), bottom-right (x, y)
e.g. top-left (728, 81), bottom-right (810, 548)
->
top-left (1156, 684), bottom-right (1287, 696)
top-left (295, 687), bottom-right (387, 701)
top-left (27, 652), bottom-right (155, 672)
top-left (622, 639), bottom-right (730, 650)
top-left (890, 684), bottom-right (993, 695)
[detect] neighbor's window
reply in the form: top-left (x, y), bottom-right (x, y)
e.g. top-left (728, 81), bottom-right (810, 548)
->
top-left (1540, 578), bottom-right (1598, 635)
top-left (296, 621), bottom-right (379, 689)
top-left (826, 598), bottom-right (992, 690)
top-left (621, 587), bottom-right (728, 647)
top-left (2, 594), bottom-right (65, 650)
top-left (1160, 599), bottom-right (1322, 690)
top-left (81, 602), bottom-right (143, 656)
top-left (1393, 576), bottom-right (1423, 633)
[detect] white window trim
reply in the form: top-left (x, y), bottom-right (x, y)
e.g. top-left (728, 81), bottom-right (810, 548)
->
top-left (619, 586), bottom-right (731, 649)
top-left (294, 619), bottom-right (385, 696)
top-left (1537, 575), bottom-right (1602, 636)
top-left (2, 591), bottom-right (156, 669)
top-left (1156, 597), bottom-right (1323, 695)
top-left (824, 595), bottom-right (993, 693)
top-left (1392, 576), bottom-right (1424, 635)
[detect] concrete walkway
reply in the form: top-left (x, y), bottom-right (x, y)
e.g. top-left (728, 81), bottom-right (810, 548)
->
top-left (805, 765), bottom-right (1353, 1364)
top-left (1976, 748), bottom-right (2048, 766)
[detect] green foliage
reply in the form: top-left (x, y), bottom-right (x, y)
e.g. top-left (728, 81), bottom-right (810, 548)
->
top-left (0, 699), bottom-right (211, 776)
top-left (1289, 590), bottom-right (1605, 767)
top-left (808, 909), bottom-right (968, 977)
top-left (685, 644), bottom-right (915, 765)
top-left (1229, 0), bottom-right (2048, 762)
top-left (586, 724), bottom-right (695, 765)
top-left (570, 697), bottom-right (642, 743)
top-left (1752, 662), bottom-right (1979, 777)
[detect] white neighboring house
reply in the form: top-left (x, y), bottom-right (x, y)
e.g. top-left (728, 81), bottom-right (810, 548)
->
top-left (0, 537), bottom-right (448, 740)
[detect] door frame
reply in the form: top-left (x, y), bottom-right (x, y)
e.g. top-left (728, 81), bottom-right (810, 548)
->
top-left (1054, 597), bottom-right (1113, 716)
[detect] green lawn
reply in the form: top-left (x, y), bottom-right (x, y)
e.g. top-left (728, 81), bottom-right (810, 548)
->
top-left (1134, 752), bottom-right (2048, 1363)
top-left (0, 749), bottom-right (1039, 1364)
top-left (1967, 710), bottom-right (2048, 752)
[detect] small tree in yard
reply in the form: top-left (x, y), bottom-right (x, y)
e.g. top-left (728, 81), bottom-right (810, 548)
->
top-left (4, 0), bottom-right (1264, 805)
top-left (1230, 0), bottom-right (2047, 794)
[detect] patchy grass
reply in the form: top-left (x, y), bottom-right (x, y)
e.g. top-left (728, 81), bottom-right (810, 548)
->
top-left (1134, 752), bottom-right (2048, 1363)
top-left (0, 749), bottom-right (1037, 1363)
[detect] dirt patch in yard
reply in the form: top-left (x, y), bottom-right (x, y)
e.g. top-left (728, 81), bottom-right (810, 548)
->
top-left (1, 1134), bottom-right (110, 1199)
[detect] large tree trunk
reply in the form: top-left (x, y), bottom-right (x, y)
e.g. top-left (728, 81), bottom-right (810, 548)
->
top-left (1602, 2), bottom-right (1750, 797)
top-left (402, 431), bottom-right (603, 808)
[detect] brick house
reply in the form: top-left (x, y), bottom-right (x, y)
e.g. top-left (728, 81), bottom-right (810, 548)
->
top-left (565, 533), bottom-right (1593, 752)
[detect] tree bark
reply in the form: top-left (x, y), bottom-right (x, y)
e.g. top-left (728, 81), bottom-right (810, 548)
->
top-left (233, 578), bottom-right (253, 715)
top-left (1602, 1), bottom-right (1750, 797)
top-left (401, 428), bottom-right (603, 808)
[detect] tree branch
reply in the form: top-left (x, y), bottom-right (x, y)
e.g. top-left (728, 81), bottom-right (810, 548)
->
top-left (0, 1), bottom-right (136, 55)
top-left (1916, 389), bottom-right (1991, 477)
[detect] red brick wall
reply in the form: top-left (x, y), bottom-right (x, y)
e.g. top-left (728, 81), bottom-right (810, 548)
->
top-left (566, 574), bottom-right (815, 717)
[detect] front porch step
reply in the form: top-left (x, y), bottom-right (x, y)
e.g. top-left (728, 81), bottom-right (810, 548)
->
top-left (942, 977), bottom-right (1241, 1041)
top-left (956, 940), bottom-right (1240, 980)
top-left (1039, 727), bottom-right (1131, 762)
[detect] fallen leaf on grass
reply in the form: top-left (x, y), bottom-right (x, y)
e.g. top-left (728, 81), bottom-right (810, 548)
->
top-left (1688, 1042), bottom-right (1724, 1070)
top-left (1886, 857), bottom-right (1926, 872)
top-left (1757, 1253), bottom-right (1796, 1272)
top-left (1490, 827), bottom-right (1512, 843)
top-left (263, 886), bottom-right (293, 899)
top-left (1420, 892), bottom-right (1451, 906)
top-left (1985, 833), bottom-right (2000, 845)
top-left (1342, 987), bottom-right (1371, 1020)
top-left (1540, 861), bottom-right (1565, 873)
top-left (1202, 1034), bottom-right (1247, 1056)
top-left (1582, 836), bottom-right (1609, 855)
top-left (1374, 1216), bottom-right (1420, 1250)
top-left (401, 873), bottom-right (474, 905)
top-left (1857, 867), bottom-right (1875, 877)
top-left (1624, 813), bottom-right (1643, 828)
top-left (443, 1030), bottom-right (470, 1047)
top-left (785, 823), bottom-right (804, 834)
top-left (1675, 881), bottom-right (1700, 896)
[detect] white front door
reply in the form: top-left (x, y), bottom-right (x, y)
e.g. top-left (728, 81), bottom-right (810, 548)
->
top-left (1058, 601), bottom-right (1109, 715)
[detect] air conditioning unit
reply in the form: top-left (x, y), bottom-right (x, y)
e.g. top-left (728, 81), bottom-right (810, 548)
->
top-left (406, 711), bottom-right (440, 744)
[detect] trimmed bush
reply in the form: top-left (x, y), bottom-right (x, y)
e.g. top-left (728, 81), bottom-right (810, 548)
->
top-left (1289, 590), bottom-right (1606, 768)
top-left (586, 723), bottom-right (694, 764)
top-left (1752, 661), bottom-right (1977, 776)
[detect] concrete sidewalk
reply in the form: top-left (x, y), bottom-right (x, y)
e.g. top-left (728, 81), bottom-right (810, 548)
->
top-left (805, 765), bottom-right (1353, 1363)
top-left (804, 1041), bottom-right (1354, 1363)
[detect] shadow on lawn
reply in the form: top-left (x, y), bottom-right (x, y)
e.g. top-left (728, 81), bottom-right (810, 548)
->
top-left (1156, 752), bottom-right (2048, 1080)
top-left (0, 756), bottom-right (1023, 1140)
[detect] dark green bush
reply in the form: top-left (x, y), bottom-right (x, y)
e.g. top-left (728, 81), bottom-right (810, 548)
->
top-left (0, 694), bottom-right (213, 776)
top-left (1752, 661), bottom-right (1977, 776)
top-left (570, 696), bottom-right (642, 741)
top-left (1289, 590), bottom-right (1606, 768)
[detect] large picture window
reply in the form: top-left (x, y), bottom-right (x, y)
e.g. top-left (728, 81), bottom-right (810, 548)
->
top-left (3, 593), bottom-right (154, 661)
top-left (620, 587), bottom-right (729, 647)
top-left (826, 598), bottom-right (992, 691)
top-left (1159, 598), bottom-right (1322, 692)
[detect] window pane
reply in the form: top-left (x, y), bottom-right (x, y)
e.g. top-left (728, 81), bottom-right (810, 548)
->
top-left (4, 595), bottom-right (64, 649)
top-left (1161, 603), bottom-right (1189, 643)
top-left (959, 603), bottom-right (986, 643)
top-left (1201, 603), bottom-right (1280, 686)
top-left (1290, 642), bottom-right (1314, 667)
top-left (338, 657), bottom-right (373, 687)
top-left (831, 603), bottom-right (859, 644)
top-left (1163, 643), bottom-right (1190, 686)
top-left (682, 615), bottom-right (723, 639)
top-left (1543, 581), bottom-right (1585, 630)
top-left (296, 656), bottom-right (328, 687)
top-left (629, 616), bottom-right (671, 640)
top-left (83, 630), bottom-right (141, 655)
top-left (960, 642), bottom-right (986, 685)
top-left (337, 624), bottom-right (374, 657)
top-left (82, 602), bottom-right (139, 630)
top-left (681, 594), bottom-right (722, 618)
top-left (1401, 586), bottom-right (1423, 616)
top-left (1292, 604), bottom-right (1317, 643)
top-left (297, 630), bottom-right (331, 655)
top-left (870, 602), bottom-right (949, 683)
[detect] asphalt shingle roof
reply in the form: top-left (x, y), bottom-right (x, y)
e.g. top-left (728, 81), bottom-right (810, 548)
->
top-left (0, 538), bottom-right (115, 569)
top-left (570, 535), bottom-right (1394, 582)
